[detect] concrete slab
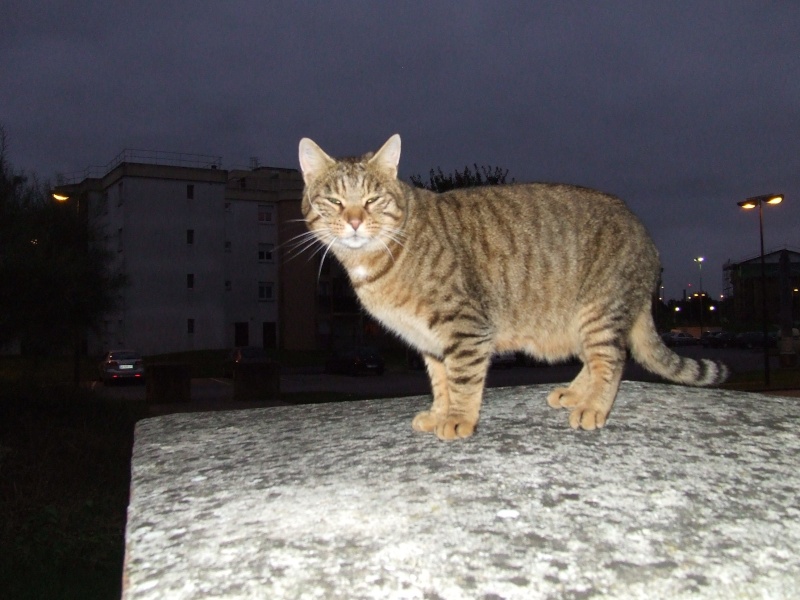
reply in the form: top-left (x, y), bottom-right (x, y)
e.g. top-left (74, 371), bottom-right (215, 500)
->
top-left (123, 381), bottom-right (800, 599)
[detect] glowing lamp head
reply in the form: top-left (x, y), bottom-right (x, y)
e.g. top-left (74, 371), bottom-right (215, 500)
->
top-left (738, 193), bottom-right (784, 209)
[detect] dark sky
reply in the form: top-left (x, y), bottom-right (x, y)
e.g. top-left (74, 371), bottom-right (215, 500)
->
top-left (3, 1), bottom-right (799, 301)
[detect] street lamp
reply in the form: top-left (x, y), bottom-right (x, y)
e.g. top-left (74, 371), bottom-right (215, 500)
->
top-left (694, 257), bottom-right (705, 334)
top-left (737, 193), bottom-right (784, 387)
top-left (693, 257), bottom-right (704, 290)
top-left (51, 190), bottom-right (82, 388)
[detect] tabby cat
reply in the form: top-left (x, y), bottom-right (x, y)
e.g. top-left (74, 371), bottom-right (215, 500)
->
top-left (298, 134), bottom-right (728, 440)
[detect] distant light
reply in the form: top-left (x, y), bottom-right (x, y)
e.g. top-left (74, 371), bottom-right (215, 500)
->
top-left (674, 307), bottom-right (681, 312)
top-left (738, 200), bottom-right (757, 209)
top-left (694, 257), bottom-right (705, 263)
top-left (52, 193), bottom-right (69, 202)
top-left (709, 306), bottom-right (716, 311)
top-left (766, 195), bottom-right (783, 205)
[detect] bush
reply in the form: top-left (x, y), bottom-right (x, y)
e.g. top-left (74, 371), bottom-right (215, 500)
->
top-left (0, 383), bottom-right (144, 599)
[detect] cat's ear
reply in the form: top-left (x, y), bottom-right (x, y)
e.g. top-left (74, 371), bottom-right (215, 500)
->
top-left (368, 134), bottom-right (401, 179)
top-left (298, 138), bottom-right (334, 183)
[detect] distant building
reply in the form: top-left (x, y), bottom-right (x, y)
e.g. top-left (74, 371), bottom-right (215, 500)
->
top-left (54, 151), bottom-right (316, 355)
top-left (723, 249), bottom-right (800, 326)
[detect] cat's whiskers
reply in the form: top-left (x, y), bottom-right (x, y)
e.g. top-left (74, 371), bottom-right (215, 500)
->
top-left (381, 226), bottom-right (408, 246)
top-left (284, 226), bottom-right (338, 281)
top-left (281, 229), bottom-right (334, 263)
top-left (316, 237), bottom-right (337, 283)
top-left (376, 227), bottom-right (407, 262)
top-left (280, 230), bottom-right (322, 259)
top-left (375, 237), bottom-right (395, 262)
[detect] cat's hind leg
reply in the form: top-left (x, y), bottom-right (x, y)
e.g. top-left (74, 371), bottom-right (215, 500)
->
top-left (565, 347), bottom-right (625, 430)
top-left (548, 304), bottom-right (628, 429)
top-left (546, 363), bottom-right (590, 410)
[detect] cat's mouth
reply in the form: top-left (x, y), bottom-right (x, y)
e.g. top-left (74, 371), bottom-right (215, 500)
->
top-left (338, 234), bottom-right (371, 249)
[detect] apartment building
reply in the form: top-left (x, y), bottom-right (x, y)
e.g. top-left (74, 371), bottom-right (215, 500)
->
top-left (55, 151), bottom-right (316, 356)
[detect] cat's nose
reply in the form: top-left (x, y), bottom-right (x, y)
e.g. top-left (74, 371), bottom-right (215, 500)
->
top-left (349, 218), bottom-right (362, 231)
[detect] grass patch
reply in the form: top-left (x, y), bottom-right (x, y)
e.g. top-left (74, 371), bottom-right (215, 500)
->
top-left (0, 382), bottom-right (145, 599)
top-left (145, 348), bottom-right (228, 378)
top-left (146, 348), bottom-right (332, 378)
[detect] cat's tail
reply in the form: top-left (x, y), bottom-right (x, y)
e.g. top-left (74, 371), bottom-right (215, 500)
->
top-left (628, 307), bottom-right (729, 386)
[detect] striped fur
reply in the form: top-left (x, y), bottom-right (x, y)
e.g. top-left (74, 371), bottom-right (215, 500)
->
top-left (298, 134), bottom-right (729, 439)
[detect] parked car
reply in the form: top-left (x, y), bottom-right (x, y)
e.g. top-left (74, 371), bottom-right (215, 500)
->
top-left (325, 347), bottom-right (385, 376)
top-left (699, 332), bottom-right (717, 347)
top-left (706, 332), bottom-right (738, 348)
top-left (661, 332), bottom-right (698, 347)
top-left (223, 346), bottom-right (271, 378)
top-left (735, 332), bottom-right (778, 349)
top-left (99, 349), bottom-right (145, 384)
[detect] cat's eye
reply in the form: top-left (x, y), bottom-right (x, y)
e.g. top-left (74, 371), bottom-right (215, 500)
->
top-left (364, 196), bottom-right (381, 206)
top-left (325, 197), bottom-right (342, 206)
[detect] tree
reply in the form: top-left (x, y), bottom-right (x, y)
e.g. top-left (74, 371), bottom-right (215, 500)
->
top-left (410, 164), bottom-right (514, 192)
top-left (0, 126), bottom-right (126, 359)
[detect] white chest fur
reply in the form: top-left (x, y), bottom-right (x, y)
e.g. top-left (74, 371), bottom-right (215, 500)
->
top-left (351, 265), bottom-right (369, 282)
top-left (359, 293), bottom-right (442, 357)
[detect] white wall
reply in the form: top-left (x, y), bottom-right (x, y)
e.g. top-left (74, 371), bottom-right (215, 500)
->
top-left (87, 167), bottom-right (281, 356)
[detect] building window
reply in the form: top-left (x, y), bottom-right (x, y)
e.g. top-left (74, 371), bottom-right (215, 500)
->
top-left (224, 240), bottom-right (232, 253)
top-left (258, 204), bottom-right (273, 223)
top-left (117, 182), bottom-right (123, 206)
top-left (101, 192), bottom-right (109, 215)
top-left (258, 281), bottom-right (274, 302)
top-left (224, 201), bottom-right (232, 213)
top-left (258, 243), bottom-right (274, 262)
top-left (117, 228), bottom-right (123, 252)
top-left (187, 184), bottom-right (194, 199)
top-left (225, 280), bottom-right (232, 292)
top-left (187, 229), bottom-right (194, 244)
top-left (187, 318), bottom-right (195, 334)
top-left (187, 273), bottom-right (194, 289)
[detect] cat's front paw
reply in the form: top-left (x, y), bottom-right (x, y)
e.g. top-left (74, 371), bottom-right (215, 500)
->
top-left (435, 416), bottom-right (476, 440)
top-left (412, 411), bottom-right (476, 440)
top-left (412, 411), bottom-right (438, 433)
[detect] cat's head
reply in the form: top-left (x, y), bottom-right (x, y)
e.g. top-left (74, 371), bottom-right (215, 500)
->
top-left (298, 134), bottom-right (407, 252)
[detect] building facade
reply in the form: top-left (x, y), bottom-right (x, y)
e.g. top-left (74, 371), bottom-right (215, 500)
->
top-left (55, 152), bottom-right (316, 356)
top-left (724, 249), bottom-right (800, 327)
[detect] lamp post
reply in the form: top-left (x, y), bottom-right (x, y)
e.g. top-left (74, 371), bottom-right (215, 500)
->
top-left (52, 191), bottom-right (82, 389)
top-left (694, 257), bottom-right (704, 335)
top-left (737, 193), bottom-right (784, 387)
